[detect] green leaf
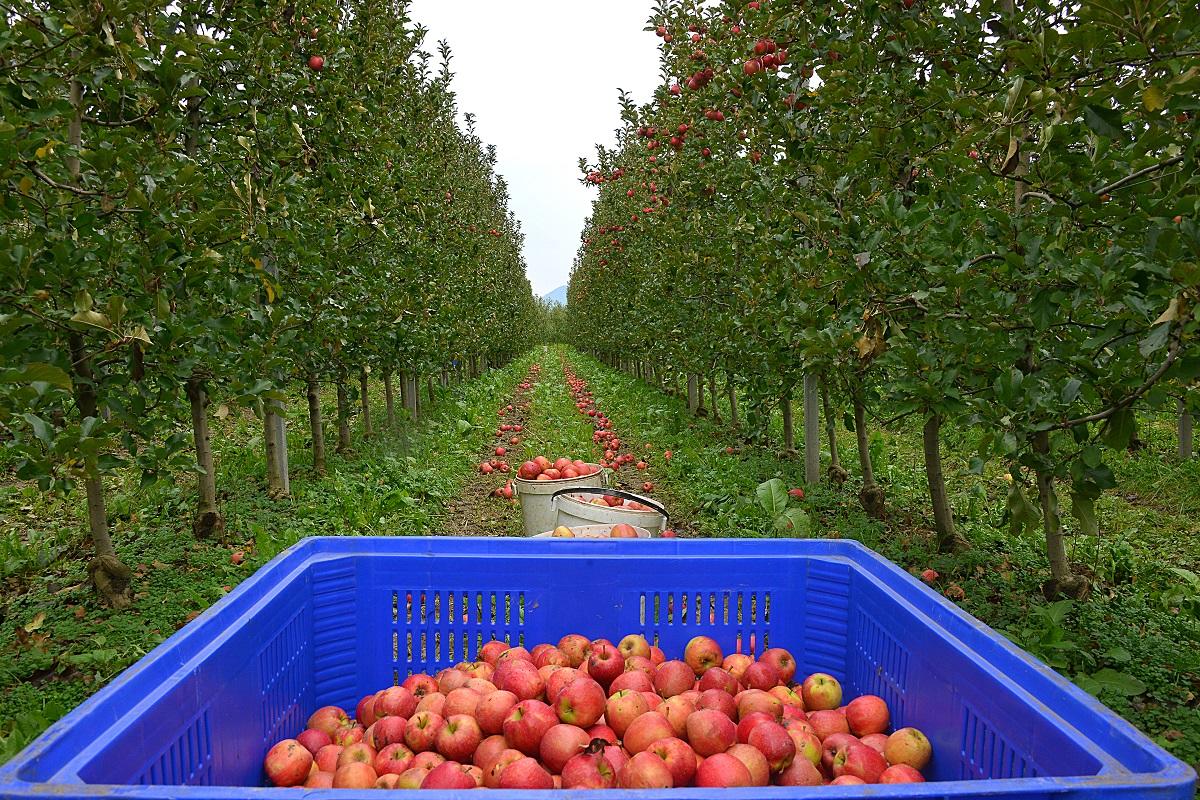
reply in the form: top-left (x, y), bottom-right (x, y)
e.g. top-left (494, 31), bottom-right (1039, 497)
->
top-left (455, 419), bottom-right (472, 435)
top-left (755, 478), bottom-right (788, 517)
top-left (1141, 85), bottom-right (1166, 112)
top-left (21, 413), bottom-right (54, 446)
top-left (1083, 104), bottom-right (1125, 138)
top-left (1101, 407), bottom-right (1135, 449)
top-left (1070, 492), bottom-right (1098, 537)
top-left (73, 289), bottom-right (93, 314)
top-left (0, 363), bottom-right (72, 389)
top-left (1138, 323), bottom-right (1170, 356)
top-left (70, 309), bottom-right (113, 330)
top-left (1006, 482), bottom-right (1040, 536)
top-left (1087, 668), bottom-right (1146, 697)
top-left (774, 507), bottom-right (811, 535)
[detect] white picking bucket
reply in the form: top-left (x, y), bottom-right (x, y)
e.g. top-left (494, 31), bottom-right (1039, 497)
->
top-left (532, 523), bottom-right (654, 539)
top-left (514, 465), bottom-right (606, 537)
top-left (551, 487), bottom-right (669, 536)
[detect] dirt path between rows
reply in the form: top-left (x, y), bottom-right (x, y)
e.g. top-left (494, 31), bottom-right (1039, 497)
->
top-left (438, 364), bottom-right (540, 537)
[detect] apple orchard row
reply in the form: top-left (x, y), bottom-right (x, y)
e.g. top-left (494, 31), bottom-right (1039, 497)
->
top-left (264, 634), bottom-right (933, 789)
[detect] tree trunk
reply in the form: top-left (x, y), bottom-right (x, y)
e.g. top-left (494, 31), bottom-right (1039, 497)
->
top-left (399, 370), bottom-right (410, 415)
top-left (727, 376), bottom-right (739, 428)
top-left (336, 375), bottom-right (352, 453)
top-left (803, 374), bottom-right (820, 485)
top-left (384, 372), bottom-right (396, 428)
top-left (1179, 398), bottom-right (1193, 459)
top-left (307, 378), bottom-right (326, 475)
top-left (708, 375), bottom-right (722, 423)
top-left (359, 369), bottom-right (373, 440)
top-left (1035, 431), bottom-right (1089, 598)
top-left (407, 373), bottom-right (419, 420)
top-left (822, 383), bottom-right (848, 486)
top-left (428, 376), bottom-right (436, 407)
top-left (782, 389), bottom-right (795, 453)
top-left (687, 374), bottom-right (699, 413)
top-left (187, 377), bottom-right (224, 539)
top-left (923, 414), bottom-right (967, 552)
top-left (853, 391), bottom-right (885, 517)
top-left (69, 333), bottom-right (132, 609)
top-left (264, 408), bottom-right (284, 498)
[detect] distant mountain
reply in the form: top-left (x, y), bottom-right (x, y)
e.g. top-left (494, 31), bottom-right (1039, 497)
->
top-left (542, 285), bottom-right (568, 306)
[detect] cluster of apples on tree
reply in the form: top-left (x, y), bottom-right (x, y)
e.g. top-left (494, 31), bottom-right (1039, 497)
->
top-left (264, 634), bottom-right (933, 789)
top-left (567, 0), bottom-right (1197, 593)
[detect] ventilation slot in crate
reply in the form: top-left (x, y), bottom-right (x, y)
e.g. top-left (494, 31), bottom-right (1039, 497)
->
top-left (638, 591), bottom-right (770, 655)
top-left (136, 709), bottom-right (212, 786)
top-left (260, 608), bottom-right (309, 745)
top-left (394, 589), bottom-right (524, 674)
top-left (850, 609), bottom-right (909, 723)
top-left (312, 561), bottom-right (357, 704)
top-left (960, 703), bottom-right (1040, 779)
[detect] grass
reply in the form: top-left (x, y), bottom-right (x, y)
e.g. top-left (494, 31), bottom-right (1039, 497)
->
top-left (562, 347), bottom-right (1200, 771)
top-left (0, 354), bottom-right (535, 762)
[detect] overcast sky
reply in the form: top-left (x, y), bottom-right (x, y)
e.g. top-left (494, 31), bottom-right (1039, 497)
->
top-left (406, 1), bottom-right (662, 296)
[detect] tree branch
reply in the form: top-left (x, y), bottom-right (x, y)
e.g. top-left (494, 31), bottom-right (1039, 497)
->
top-left (1056, 327), bottom-right (1183, 429)
top-left (1091, 155), bottom-right (1185, 197)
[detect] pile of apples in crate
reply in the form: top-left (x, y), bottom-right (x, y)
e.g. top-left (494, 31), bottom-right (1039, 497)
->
top-left (264, 634), bottom-right (933, 789)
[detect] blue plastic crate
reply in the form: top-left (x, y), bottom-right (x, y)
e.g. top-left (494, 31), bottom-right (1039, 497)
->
top-left (0, 537), bottom-right (1193, 799)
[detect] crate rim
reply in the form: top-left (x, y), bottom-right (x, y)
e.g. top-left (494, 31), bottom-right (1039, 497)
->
top-left (0, 536), bottom-right (1194, 799)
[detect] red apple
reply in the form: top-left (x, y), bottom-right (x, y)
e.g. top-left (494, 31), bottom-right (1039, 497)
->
top-left (558, 634), bottom-right (590, 666)
top-left (499, 756), bottom-right (554, 789)
top-left (443, 687), bottom-right (481, 718)
top-left (587, 641), bottom-right (624, 688)
top-left (776, 756), bottom-right (823, 786)
top-left (609, 669), bottom-right (654, 696)
top-left (726, 742), bottom-right (770, 786)
top-left (686, 708), bottom-right (737, 756)
top-left (533, 647), bottom-right (570, 669)
top-left (502, 699), bottom-right (558, 755)
top-left (480, 639), bottom-right (510, 664)
top-left (821, 732), bottom-right (860, 773)
top-left (472, 734), bottom-right (509, 772)
top-left (737, 711), bottom-right (775, 744)
top-left (586, 724), bottom-right (617, 744)
top-left (801, 672), bottom-right (843, 710)
top-left (437, 668), bottom-right (470, 695)
top-left (748, 720), bottom-right (796, 772)
top-left (885, 726), bottom-right (932, 770)
top-left (335, 741), bottom-right (376, 769)
top-left (331, 761), bottom-right (376, 788)
top-left (421, 760), bottom-right (475, 789)
top-left (881, 763), bottom-right (927, 782)
top-left (623, 711), bottom-right (676, 754)
top-left (264, 739), bottom-right (313, 787)
top-left (660, 695), bottom-right (695, 737)
top-left (845, 694), bottom-right (891, 736)
top-left (496, 646), bottom-right (533, 665)
top-left (402, 673), bottom-right (439, 697)
top-left (736, 689), bottom-right (783, 720)
top-left (722, 654), bottom-right (753, 682)
top-left (296, 728), bottom-right (331, 756)
top-left (562, 740), bottom-right (618, 789)
top-left (769, 684), bottom-right (805, 710)
top-left (834, 741), bottom-right (889, 782)
top-left (697, 687), bottom-right (737, 719)
top-left (415, 692), bottom-right (444, 717)
top-left (554, 675), bottom-right (606, 727)
top-left (649, 645), bottom-right (666, 665)
top-left (809, 708), bottom-right (851, 740)
top-left (494, 658), bottom-right (544, 700)
top-left (539, 723), bottom-right (591, 774)
top-left (403, 711), bottom-right (443, 753)
top-left (606, 689), bottom-right (650, 739)
top-left (695, 752), bottom-right (753, 787)
top-left (860, 731), bottom-right (889, 755)
top-left (313, 744), bottom-right (342, 773)
top-left (744, 661), bottom-right (781, 691)
top-left (374, 743), bottom-right (414, 776)
top-left (306, 706), bottom-right (350, 737)
top-left (476, 690), bottom-right (518, 735)
top-left (483, 748), bottom-right (524, 788)
top-left (304, 771), bottom-right (334, 788)
top-left (618, 751), bottom-right (674, 788)
top-left (648, 737), bottom-right (697, 786)
top-left (654, 660), bottom-right (695, 697)
top-left (354, 694), bottom-right (378, 727)
top-left (367, 715), bottom-right (406, 749)
top-left (625, 655), bottom-right (654, 675)
top-left (545, 668), bottom-right (580, 702)
top-left (684, 635), bottom-right (724, 675)
top-left (699, 666), bottom-right (739, 695)
top-left (435, 714), bottom-right (481, 762)
top-left (307, 55), bottom-right (324, 71)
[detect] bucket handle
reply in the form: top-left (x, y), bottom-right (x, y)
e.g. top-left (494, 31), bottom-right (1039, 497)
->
top-left (550, 487), bottom-right (669, 527)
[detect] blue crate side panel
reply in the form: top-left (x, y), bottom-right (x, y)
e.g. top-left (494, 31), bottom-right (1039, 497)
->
top-left (845, 569), bottom-right (1108, 783)
top-left (70, 568), bottom-right (316, 788)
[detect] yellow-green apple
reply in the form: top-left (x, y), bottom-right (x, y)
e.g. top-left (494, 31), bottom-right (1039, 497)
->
top-left (884, 727), bottom-right (932, 770)
top-left (800, 672), bottom-right (842, 710)
top-left (684, 636), bottom-right (724, 675)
